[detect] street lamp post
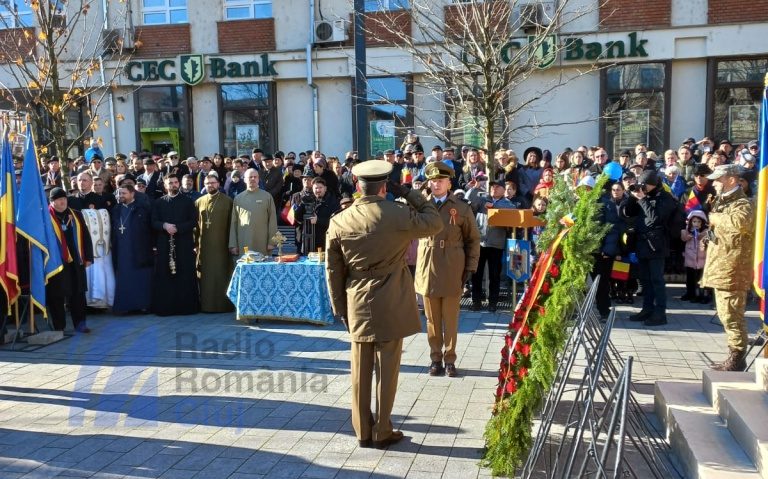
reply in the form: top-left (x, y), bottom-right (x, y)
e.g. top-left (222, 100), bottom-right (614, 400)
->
top-left (353, 0), bottom-right (368, 160)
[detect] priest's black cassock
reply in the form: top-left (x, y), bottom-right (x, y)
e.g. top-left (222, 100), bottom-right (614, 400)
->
top-left (150, 193), bottom-right (199, 316)
top-left (111, 200), bottom-right (154, 314)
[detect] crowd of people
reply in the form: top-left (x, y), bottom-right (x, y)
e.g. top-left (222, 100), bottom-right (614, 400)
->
top-left (7, 131), bottom-right (758, 371)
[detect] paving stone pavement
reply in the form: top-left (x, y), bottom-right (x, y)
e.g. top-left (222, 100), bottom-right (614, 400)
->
top-left (0, 284), bottom-right (761, 478)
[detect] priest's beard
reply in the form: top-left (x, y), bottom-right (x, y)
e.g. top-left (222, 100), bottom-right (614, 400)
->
top-left (208, 187), bottom-right (219, 195)
top-left (168, 186), bottom-right (180, 195)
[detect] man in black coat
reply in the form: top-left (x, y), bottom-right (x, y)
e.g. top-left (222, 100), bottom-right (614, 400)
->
top-left (295, 177), bottom-right (340, 253)
top-left (621, 170), bottom-right (680, 326)
top-left (46, 188), bottom-right (94, 332)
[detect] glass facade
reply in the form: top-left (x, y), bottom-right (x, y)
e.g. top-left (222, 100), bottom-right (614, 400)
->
top-left (711, 58), bottom-right (767, 144)
top-left (135, 86), bottom-right (191, 156)
top-left (366, 76), bottom-right (409, 156)
top-left (220, 83), bottom-right (274, 157)
top-left (602, 63), bottom-right (668, 158)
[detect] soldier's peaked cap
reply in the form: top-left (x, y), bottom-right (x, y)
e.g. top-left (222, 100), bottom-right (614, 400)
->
top-left (352, 159), bottom-right (392, 182)
top-left (424, 162), bottom-right (455, 180)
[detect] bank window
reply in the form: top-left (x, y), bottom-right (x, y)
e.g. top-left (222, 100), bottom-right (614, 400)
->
top-left (366, 76), bottom-right (410, 157)
top-left (225, 0), bottom-right (272, 19)
top-left (0, 1), bottom-right (34, 28)
top-left (220, 82), bottom-right (275, 157)
top-left (364, 0), bottom-right (409, 12)
top-left (136, 86), bottom-right (191, 157)
top-left (711, 58), bottom-right (767, 144)
top-left (602, 62), bottom-right (668, 159)
top-left (142, 0), bottom-right (187, 25)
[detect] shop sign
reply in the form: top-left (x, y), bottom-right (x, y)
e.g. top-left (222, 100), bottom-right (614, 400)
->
top-left (125, 53), bottom-right (278, 84)
top-left (728, 105), bottom-right (759, 144)
top-left (369, 120), bottom-right (395, 155)
top-left (617, 109), bottom-right (650, 152)
top-left (500, 32), bottom-right (649, 69)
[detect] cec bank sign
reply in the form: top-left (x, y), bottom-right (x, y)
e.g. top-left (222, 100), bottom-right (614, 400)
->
top-left (500, 32), bottom-right (650, 69)
top-left (125, 53), bottom-right (278, 85)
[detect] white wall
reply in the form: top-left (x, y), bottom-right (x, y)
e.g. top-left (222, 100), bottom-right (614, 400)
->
top-left (317, 78), bottom-right (353, 157)
top-left (669, 59), bottom-right (707, 146)
top-left (188, 0), bottom-right (222, 54)
top-left (508, 69), bottom-right (600, 154)
top-left (276, 79), bottom-right (315, 152)
top-left (191, 84), bottom-right (220, 156)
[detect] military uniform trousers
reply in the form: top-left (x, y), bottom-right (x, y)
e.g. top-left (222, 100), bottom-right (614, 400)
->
top-left (423, 295), bottom-right (461, 364)
top-left (714, 289), bottom-right (748, 352)
top-left (350, 338), bottom-right (403, 442)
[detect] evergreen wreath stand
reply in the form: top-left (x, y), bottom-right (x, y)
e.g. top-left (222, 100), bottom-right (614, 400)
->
top-left (483, 176), bottom-right (610, 476)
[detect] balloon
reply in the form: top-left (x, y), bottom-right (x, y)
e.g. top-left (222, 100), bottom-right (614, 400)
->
top-left (603, 162), bottom-right (623, 181)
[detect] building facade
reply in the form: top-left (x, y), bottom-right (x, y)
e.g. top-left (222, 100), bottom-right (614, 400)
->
top-left (3, 0), bottom-right (767, 160)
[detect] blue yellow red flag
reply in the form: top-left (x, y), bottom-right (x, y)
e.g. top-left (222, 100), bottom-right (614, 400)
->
top-left (0, 126), bottom-right (19, 313)
top-left (16, 123), bottom-right (63, 317)
top-left (755, 72), bottom-right (768, 326)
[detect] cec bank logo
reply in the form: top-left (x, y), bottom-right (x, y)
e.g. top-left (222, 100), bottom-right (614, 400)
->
top-left (529, 35), bottom-right (558, 70)
top-left (179, 54), bottom-right (204, 86)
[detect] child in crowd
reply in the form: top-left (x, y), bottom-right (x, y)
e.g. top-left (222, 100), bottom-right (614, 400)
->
top-left (680, 210), bottom-right (709, 302)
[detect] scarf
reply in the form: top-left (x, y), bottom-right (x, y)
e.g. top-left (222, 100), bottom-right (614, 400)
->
top-left (49, 205), bottom-right (86, 264)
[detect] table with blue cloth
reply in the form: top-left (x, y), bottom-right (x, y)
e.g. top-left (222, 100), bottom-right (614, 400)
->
top-left (226, 258), bottom-right (335, 325)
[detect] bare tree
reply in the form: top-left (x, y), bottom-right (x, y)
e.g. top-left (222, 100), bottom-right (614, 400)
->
top-left (359, 0), bottom-right (605, 163)
top-left (0, 0), bottom-right (134, 158)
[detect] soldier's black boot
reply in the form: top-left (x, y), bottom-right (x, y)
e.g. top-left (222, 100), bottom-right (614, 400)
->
top-left (429, 361), bottom-right (444, 376)
top-left (644, 312), bottom-right (668, 327)
top-left (628, 309), bottom-right (653, 322)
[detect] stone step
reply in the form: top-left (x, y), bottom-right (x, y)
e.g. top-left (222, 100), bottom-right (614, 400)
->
top-left (717, 388), bottom-right (768, 479)
top-left (655, 381), bottom-right (760, 479)
top-left (703, 369), bottom-right (758, 412)
top-left (755, 358), bottom-right (768, 392)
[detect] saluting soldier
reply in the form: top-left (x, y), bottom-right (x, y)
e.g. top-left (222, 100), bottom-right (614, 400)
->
top-left (415, 162), bottom-right (481, 378)
top-left (325, 160), bottom-right (443, 449)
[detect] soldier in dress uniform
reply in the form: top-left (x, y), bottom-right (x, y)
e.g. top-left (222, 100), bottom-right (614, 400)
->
top-left (415, 162), bottom-right (480, 378)
top-left (325, 160), bottom-right (443, 449)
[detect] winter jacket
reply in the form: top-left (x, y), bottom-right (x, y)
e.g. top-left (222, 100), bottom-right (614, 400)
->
top-left (681, 228), bottom-right (707, 270)
top-left (701, 188), bottom-right (754, 291)
top-left (597, 194), bottom-right (625, 257)
top-left (478, 197), bottom-right (513, 249)
top-left (620, 187), bottom-right (679, 259)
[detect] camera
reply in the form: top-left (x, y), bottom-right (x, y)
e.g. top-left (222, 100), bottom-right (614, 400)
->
top-left (628, 183), bottom-right (646, 193)
top-left (300, 193), bottom-right (317, 216)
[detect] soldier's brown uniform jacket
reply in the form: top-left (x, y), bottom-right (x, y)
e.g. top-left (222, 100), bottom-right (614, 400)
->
top-left (701, 188), bottom-right (754, 291)
top-left (325, 190), bottom-right (443, 342)
top-left (415, 193), bottom-right (480, 297)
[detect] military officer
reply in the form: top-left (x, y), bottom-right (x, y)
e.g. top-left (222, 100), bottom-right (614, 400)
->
top-left (326, 160), bottom-right (443, 449)
top-left (415, 162), bottom-right (480, 378)
top-left (701, 164), bottom-right (754, 371)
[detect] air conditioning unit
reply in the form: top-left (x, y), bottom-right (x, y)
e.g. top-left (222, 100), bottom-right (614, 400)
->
top-left (516, 1), bottom-right (555, 31)
top-left (314, 20), bottom-right (348, 44)
top-left (101, 28), bottom-right (136, 53)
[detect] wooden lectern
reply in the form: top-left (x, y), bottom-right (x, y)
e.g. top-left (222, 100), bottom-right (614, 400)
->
top-left (487, 208), bottom-right (545, 228)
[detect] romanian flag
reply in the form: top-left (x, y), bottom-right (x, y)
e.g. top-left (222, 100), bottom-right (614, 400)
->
top-left (610, 259), bottom-right (630, 281)
top-left (684, 189), bottom-right (702, 213)
top-left (755, 72), bottom-right (768, 326)
top-left (0, 126), bottom-right (19, 313)
top-left (16, 123), bottom-right (63, 317)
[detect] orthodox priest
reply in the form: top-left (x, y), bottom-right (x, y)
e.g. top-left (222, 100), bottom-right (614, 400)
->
top-left (150, 174), bottom-right (199, 316)
top-left (195, 174), bottom-right (234, 313)
top-left (229, 168), bottom-right (277, 256)
top-left (112, 184), bottom-right (154, 314)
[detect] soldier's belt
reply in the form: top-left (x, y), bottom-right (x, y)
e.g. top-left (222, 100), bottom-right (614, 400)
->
top-left (425, 239), bottom-right (463, 249)
top-left (348, 262), bottom-right (403, 280)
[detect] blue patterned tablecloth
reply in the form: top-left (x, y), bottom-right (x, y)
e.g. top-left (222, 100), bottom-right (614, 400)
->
top-left (226, 259), bottom-right (335, 325)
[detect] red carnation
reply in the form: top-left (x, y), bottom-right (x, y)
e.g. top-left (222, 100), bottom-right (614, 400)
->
top-left (518, 367), bottom-right (528, 378)
top-left (496, 386), bottom-right (503, 398)
top-left (549, 263), bottom-right (560, 277)
top-left (501, 346), bottom-right (509, 359)
top-left (541, 281), bottom-right (551, 295)
top-left (505, 380), bottom-right (517, 394)
top-left (521, 324), bottom-right (530, 337)
top-left (509, 353), bottom-right (518, 365)
top-left (521, 343), bottom-right (531, 356)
